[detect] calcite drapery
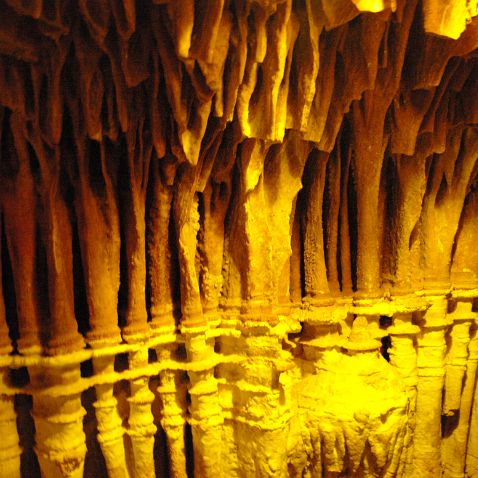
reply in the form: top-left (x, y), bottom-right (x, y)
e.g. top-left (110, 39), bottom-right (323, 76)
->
top-left (0, 0), bottom-right (478, 477)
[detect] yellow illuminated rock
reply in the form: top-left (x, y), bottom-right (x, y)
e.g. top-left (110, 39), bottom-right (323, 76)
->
top-left (0, 1), bottom-right (477, 477)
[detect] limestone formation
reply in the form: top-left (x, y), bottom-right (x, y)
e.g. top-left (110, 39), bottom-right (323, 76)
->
top-left (0, 1), bottom-right (477, 477)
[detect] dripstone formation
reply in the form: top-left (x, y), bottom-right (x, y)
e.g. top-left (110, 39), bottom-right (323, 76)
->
top-left (0, 1), bottom-right (478, 477)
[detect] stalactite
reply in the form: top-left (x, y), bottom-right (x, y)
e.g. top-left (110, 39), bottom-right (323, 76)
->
top-left (66, 101), bottom-right (122, 345)
top-left (121, 102), bottom-right (152, 339)
top-left (147, 153), bottom-right (177, 330)
top-left (26, 125), bottom-right (84, 354)
top-left (302, 150), bottom-right (330, 301)
top-left (2, 114), bottom-right (43, 352)
top-left (0, 1), bottom-right (477, 477)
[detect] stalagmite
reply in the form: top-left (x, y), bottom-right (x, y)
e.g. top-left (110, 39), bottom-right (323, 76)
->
top-left (413, 294), bottom-right (450, 477)
top-left (127, 348), bottom-right (156, 478)
top-left (441, 299), bottom-right (477, 478)
top-left (30, 364), bottom-right (87, 478)
top-left (0, 1), bottom-right (478, 477)
top-left (92, 354), bottom-right (129, 478)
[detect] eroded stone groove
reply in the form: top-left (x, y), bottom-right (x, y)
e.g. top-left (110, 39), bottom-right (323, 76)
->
top-left (0, 1), bottom-right (478, 477)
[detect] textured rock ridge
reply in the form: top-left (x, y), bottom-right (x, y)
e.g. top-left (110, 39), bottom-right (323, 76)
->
top-left (0, 1), bottom-right (477, 477)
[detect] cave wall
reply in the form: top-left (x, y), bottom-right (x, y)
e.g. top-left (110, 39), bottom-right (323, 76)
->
top-left (0, 0), bottom-right (478, 477)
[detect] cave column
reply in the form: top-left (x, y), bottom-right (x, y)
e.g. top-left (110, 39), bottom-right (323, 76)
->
top-left (173, 181), bottom-right (224, 476)
top-left (412, 291), bottom-right (451, 477)
top-left (92, 352), bottom-right (129, 478)
top-left (147, 156), bottom-right (187, 476)
top-left (154, 342), bottom-right (188, 478)
top-left (441, 296), bottom-right (477, 478)
top-left (184, 327), bottom-right (223, 477)
top-left (336, 315), bottom-right (408, 476)
top-left (442, 300), bottom-right (474, 416)
top-left (30, 363), bottom-right (87, 478)
top-left (233, 322), bottom-right (291, 478)
top-left (29, 206), bottom-right (88, 477)
top-left (299, 304), bottom-right (345, 477)
top-left (126, 347), bottom-right (156, 478)
top-left (388, 309), bottom-right (420, 476)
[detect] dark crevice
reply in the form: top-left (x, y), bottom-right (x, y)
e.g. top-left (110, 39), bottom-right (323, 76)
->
top-left (1, 219), bottom-right (19, 344)
top-left (184, 422), bottom-right (195, 478)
